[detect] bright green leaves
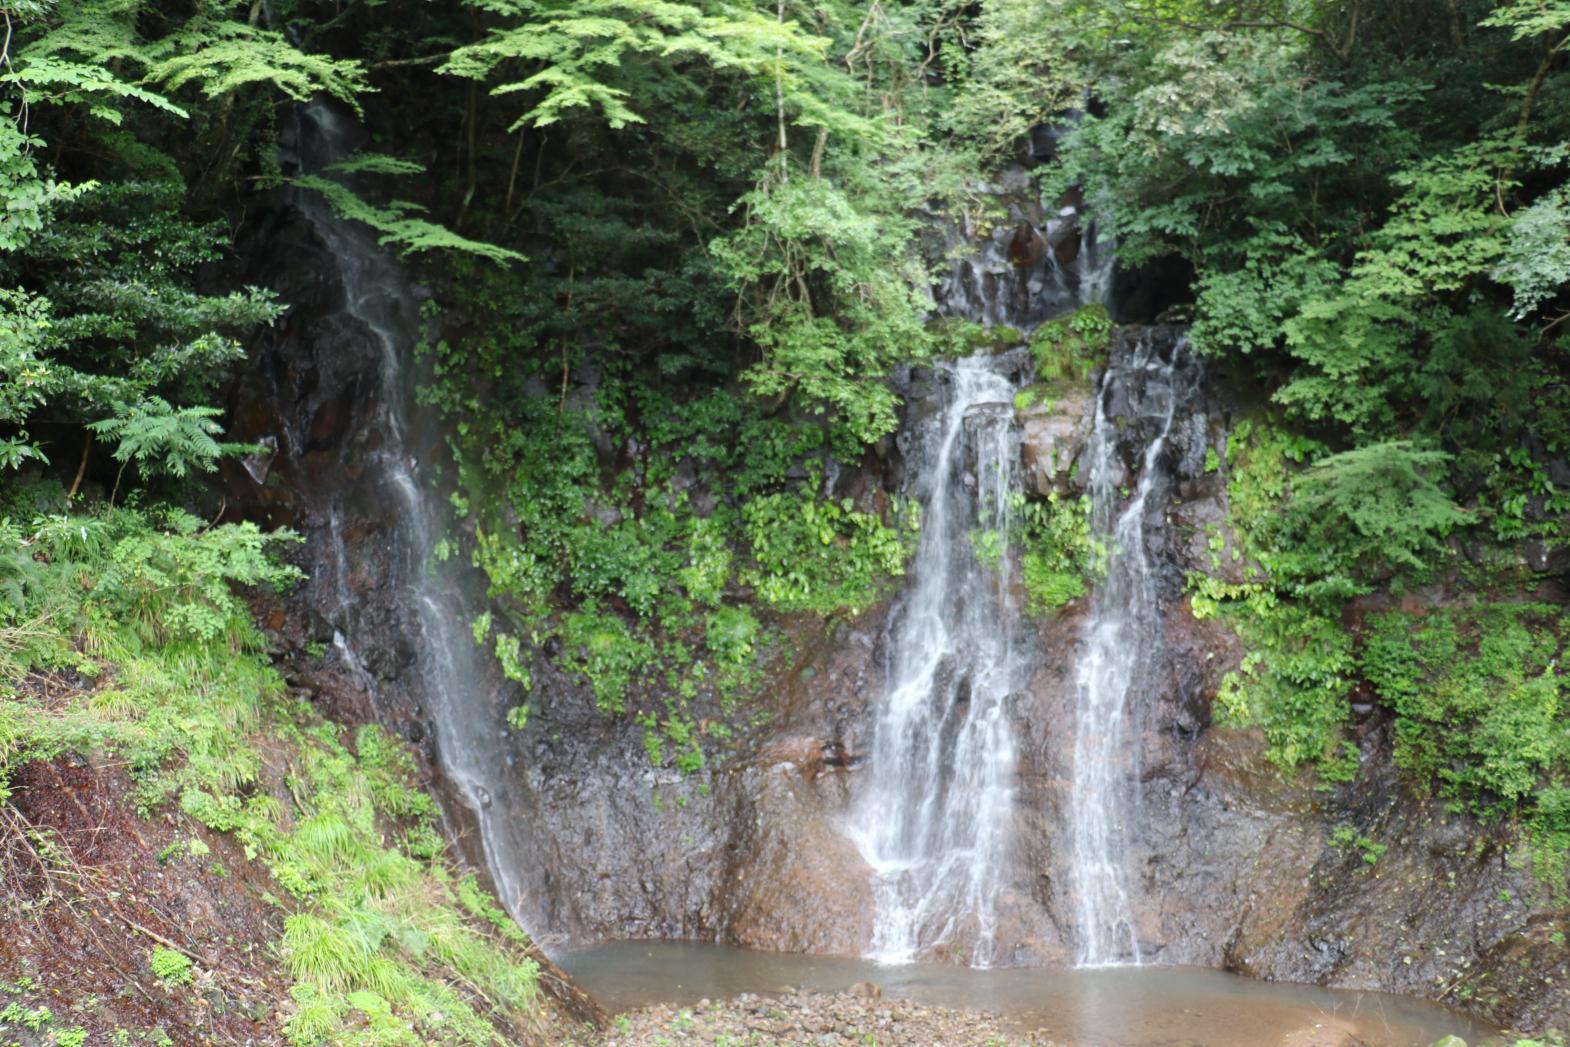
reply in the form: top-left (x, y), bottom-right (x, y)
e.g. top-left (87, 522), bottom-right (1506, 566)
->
top-left (1271, 442), bottom-right (1468, 576)
top-left (5, 53), bottom-right (188, 122)
top-left (1360, 604), bottom-right (1570, 881)
top-left (86, 398), bottom-right (250, 482)
top-left (1017, 491), bottom-right (1098, 614)
top-left (11, 0), bottom-right (363, 117)
top-left (557, 610), bottom-right (654, 714)
top-left (740, 487), bottom-right (912, 613)
top-left (1204, 592), bottom-right (1356, 772)
top-left (292, 174), bottom-right (525, 263)
top-left (1275, 139), bottom-right (1524, 433)
top-left (0, 0), bottom-right (367, 499)
top-left (1189, 229), bottom-right (1339, 358)
top-left (1496, 187), bottom-right (1570, 319)
top-left (713, 175), bottom-right (931, 443)
top-left (0, 122), bottom-right (87, 254)
top-left (1191, 419), bottom-right (1359, 771)
top-left (440, 0), bottom-right (833, 131)
top-left (144, 20), bottom-right (364, 108)
top-left (1029, 303), bottom-right (1111, 381)
top-left (1480, 0), bottom-right (1570, 45)
top-left (2, 177), bottom-right (281, 469)
top-left (0, 289), bottom-right (54, 427)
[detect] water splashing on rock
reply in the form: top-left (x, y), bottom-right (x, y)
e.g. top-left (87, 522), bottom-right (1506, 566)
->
top-left (848, 354), bottom-right (1028, 965)
top-left (848, 170), bottom-right (1119, 964)
top-left (275, 100), bottom-right (535, 923)
top-left (1069, 331), bottom-right (1199, 966)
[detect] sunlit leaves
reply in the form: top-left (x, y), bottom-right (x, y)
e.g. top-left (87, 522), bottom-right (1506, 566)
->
top-left (1480, 0), bottom-right (1570, 45)
top-left (1496, 187), bottom-right (1570, 319)
top-left (439, 0), bottom-right (864, 140)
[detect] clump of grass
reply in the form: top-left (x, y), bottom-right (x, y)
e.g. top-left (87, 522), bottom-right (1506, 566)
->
top-left (1, 498), bottom-right (545, 1045)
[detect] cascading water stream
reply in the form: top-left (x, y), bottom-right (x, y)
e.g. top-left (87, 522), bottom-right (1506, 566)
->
top-left (1068, 332), bottom-right (1196, 966)
top-left (280, 101), bottom-right (533, 923)
top-left (848, 206), bottom-right (1117, 965)
top-left (848, 357), bottom-right (1027, 965)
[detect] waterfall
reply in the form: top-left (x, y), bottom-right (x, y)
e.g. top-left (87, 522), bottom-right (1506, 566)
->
top-left (1069, 331), bottom-right (1197, 966)
top-left (847, 182), bottom-right (1123, 964)
top-left (937, 202), bottom-right (1115, 328)
top-left (848, 355), bottom-right (1029, 965)
top-left (279, 101), bottom-right (534, 923)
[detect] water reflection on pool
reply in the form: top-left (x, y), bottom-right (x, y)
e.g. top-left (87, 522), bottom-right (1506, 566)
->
top-left (557, 941), bottom-right (1496, 1047)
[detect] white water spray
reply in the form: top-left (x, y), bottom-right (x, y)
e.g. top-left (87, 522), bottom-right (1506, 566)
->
top-left (285, 101), bottom-right (534, 922)
top-left (1068, 332), bottom-right (1194, 966)
top-left (848, 357), bottom-right (1027, 965)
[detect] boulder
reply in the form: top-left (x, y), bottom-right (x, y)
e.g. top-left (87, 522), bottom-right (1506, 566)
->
top-left (1018, 387), bottom-right (1094, 495)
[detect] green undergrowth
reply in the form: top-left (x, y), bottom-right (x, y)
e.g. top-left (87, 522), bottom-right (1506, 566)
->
top-left (427, 296), bottom-right (921, 774)
top-left (1016, 490), bottom-right (1101, 614)
top-left (1361, 604), bottom-right (1570, 882)
top-left (0, 487), bottom-right (547, 1045)
top-left (1192, 419), bottom-right (1570, 886)
top-left (966, 315), bottom-right (1106, 618)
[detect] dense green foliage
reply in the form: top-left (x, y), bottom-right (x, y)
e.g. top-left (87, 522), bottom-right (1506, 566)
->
top-left (0, 482), bottom-right (546, 1043)
top-left (4, 0), bottom-right (1570, 1032)
top-left (988, 0), bottom-right (1570, 875)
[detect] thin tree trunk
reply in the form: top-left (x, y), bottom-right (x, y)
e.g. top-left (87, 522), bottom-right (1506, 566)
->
top-left (67, 435), bottom-right (91, 500)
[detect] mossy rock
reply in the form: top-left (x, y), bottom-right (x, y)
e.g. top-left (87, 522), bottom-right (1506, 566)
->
top-left (930, 317), bottom-right (1025, 355)
top-left (1030, 303), bottom-right (1111, 380)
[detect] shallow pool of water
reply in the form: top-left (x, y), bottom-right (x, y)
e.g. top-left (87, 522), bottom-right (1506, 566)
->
top-left (557, 941), bottom-right (1495, 1047)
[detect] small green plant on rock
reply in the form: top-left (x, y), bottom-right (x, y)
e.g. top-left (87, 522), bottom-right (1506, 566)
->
top-left (1328, 825), bottom-right (1387, 866)
top-left (149, 947), bottom-right (194, 987)
top-left (1017, 491), bottom-right (1099, 614)
top-left (1029, 304), bottom-right (1111, 383)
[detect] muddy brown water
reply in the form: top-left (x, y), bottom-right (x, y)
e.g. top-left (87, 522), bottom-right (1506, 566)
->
top-left (558, 941), bottom-right (1498, 1047)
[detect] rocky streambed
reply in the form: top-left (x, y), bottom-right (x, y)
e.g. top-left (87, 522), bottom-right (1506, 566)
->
top-left (595, 986), bottom-right (1520, 1047)
top-left (561, 942), bottom-right (1501, 1047)
top-left (602, 990), bottom-right (1033, 1047)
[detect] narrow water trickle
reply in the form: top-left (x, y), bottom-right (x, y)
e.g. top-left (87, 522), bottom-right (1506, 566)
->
top-left (1069, 332), bottom-right (1198, 966)
top-left (279, 101), bottom-right (533, 923)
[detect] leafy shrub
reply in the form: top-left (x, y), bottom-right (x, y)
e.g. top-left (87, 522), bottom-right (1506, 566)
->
top-left (705, 606), bottom-right (759, 670)
top-left (1267, 442), bottom-right (1467, 579)
top-left (1360, 605), bottom-right (1567, 813)
top-left (1202, 591), bottom-right (1357, 770)
top-left (1016, 491), bottom-right (1097, 614)
top-left (742, 488), bottom-right (911, 613)
top-left (558, 610), bottom-right (654, 714)
top-left (1029, 303), bottom-right (1111, 383)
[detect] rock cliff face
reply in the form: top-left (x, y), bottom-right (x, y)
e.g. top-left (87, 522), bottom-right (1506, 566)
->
top-left (225, 185), bottom-right (1566, 1035)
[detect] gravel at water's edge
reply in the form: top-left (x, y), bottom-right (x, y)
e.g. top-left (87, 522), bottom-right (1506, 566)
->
top-left (600, 990), bottom-right (1055, 1046)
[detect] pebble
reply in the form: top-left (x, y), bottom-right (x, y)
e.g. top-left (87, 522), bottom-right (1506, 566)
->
top-left (601, 989), bottom-right (1056, 1046)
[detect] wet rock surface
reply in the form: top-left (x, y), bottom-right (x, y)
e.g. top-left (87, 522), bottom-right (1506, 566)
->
top-left (601, 991), bottom-right (1045, 1047)
top-left (225, 235), bottom-right (1568, 1040)
top-left (501, 613), bottom-right (886, 952)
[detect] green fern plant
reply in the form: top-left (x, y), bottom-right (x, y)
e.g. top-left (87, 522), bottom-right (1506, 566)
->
top-left (149, 946), bottom-right (194, 986)
top-left (87, 397), bottom-right (252, 490)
